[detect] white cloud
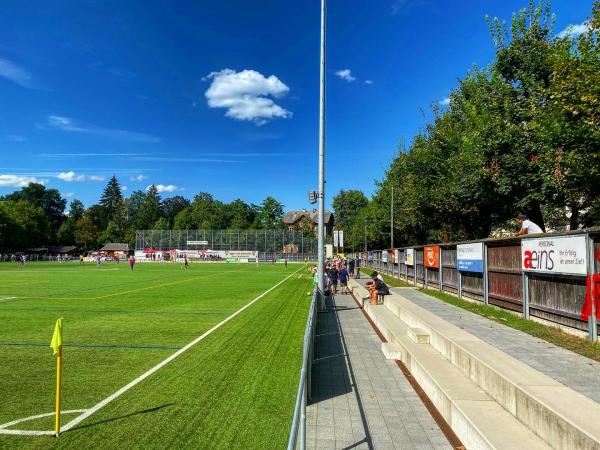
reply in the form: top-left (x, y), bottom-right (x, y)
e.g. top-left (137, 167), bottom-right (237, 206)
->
top-left (438, 97), bottom-right (450, 106)
top-left (129, 174), bottom-right (148, 182)
top-left (364, 80), bottom-right (374, 85)
top-left (557, 22), bottom-right (591, 38)
top-left (204, 69), bottom-right (292, 125)
top-left (65, 192), bottom-right (74, 197)
top-left (122, 185), bottom-right (128, 191)
top-left (56, 171), bottom-right (86, 182)
top-left (148, 184), bottom-right (179, 193)
top-left (0, 174), bottom-right (47, 187)
top-left (89, 175), bottom-right (105, 181)
top-left (47, 115), bottom-right (160, 143)
top-left (0, 58), bottom-right (33, 88)
top-left (335, 69), bottom-right (356, 82)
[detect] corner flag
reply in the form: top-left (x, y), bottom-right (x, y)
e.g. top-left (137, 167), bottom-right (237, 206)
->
top-left (50, 318), bottom-right (63, 355)
top-left (50, 318), bottom-right (63, 436)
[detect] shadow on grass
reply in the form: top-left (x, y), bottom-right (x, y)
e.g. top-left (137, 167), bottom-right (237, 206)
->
top-left (66, 402), bottom-right (175, 432)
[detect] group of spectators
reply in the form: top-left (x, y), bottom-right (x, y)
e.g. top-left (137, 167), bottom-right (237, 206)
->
top-left (312, 256), bottom-right (363, 296)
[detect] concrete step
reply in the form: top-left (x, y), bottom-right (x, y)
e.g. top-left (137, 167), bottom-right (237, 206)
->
top-left (364, 302), bottom-right (549, 450)
top-left (381, 342), bottom-right (402, 360)
top-left (375, 289), bottom-right (600, 450)
top-left (407, 326), bottom-right (430, 344)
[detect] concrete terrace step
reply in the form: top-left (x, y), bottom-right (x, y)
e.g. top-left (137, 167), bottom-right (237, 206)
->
top-left (364, 301), bottom-right (548, 450)
top-left (407, 326), bottom-right (430, 344)
top-left (349, 279), bottom-right (600, 450)
top-left (381, 341), bottom-right (402, 360)
top-left (384, 293), bottom-right (600, 450)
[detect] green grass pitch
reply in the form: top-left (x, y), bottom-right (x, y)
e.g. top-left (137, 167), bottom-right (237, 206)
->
top-left (0, 261), bottom-right (312, 449)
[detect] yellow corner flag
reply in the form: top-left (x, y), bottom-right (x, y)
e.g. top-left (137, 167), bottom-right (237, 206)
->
top-left (50, 318), bottom-right (63, 355)
top-left (50, 318), bottom-right (63, 436)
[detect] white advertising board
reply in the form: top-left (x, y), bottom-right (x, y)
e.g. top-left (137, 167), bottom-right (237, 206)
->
top-left (187, 240), bottom-right (208, 245)
top-left (382, 250), bottom-right (388, 263)
top-left (521, 235), bottom-right (587, 276)
top-left (339, 230), bottom-right (344, 247)
top-left (227, 251), bottom-right (258, 258)
top-left (333, 231), bottom-right (339, 247)
top-left (457, 242), bottom-right (484, 273)
top-left (405, 249), bottom-right (414, 266)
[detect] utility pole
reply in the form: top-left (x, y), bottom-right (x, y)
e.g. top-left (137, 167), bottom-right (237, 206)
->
top-left (390, 185), bottom-right (394, 249)
top-left (317, 0), bottom-right (326, 303)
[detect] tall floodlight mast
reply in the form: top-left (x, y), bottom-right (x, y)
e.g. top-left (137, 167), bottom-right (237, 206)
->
top-left (317, 0), bottom-right (326, 305)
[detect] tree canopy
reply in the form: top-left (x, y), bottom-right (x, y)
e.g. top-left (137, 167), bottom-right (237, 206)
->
top-left (335, 1), bottom-right (600, 250)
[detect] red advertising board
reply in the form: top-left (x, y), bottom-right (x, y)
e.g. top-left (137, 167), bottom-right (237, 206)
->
top-left (424, 246), bottom-right (440, 268)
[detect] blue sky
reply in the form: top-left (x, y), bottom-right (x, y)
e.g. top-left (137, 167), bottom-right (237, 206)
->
top-left (0, 0), bottom-right (592, 211)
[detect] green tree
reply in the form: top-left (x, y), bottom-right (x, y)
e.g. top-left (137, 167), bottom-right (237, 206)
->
top-left (226, 199), bottom-right (256, 229)
top-left (0, 200), bottom-right (48, 250)
top-left (161, 196), bottom-right (190, 227)
top-left (75, 215), bottom-right (98, 249)
top-left (2, 183), bottom-right (66, 242)
top-left (332, 190), bottom-right (368, 230)
top-left (152, 217), bottom-right (170, 230)
top-left (258, 197), bottom-right (284, 228)
top-left (135, 185), bottom-right (162, 230)
top-left (99, 176), bottom-right (124, 221)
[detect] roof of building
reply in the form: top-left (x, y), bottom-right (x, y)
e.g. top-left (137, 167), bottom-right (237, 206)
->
top-left (100, 243), bottom-right (130, 252)
top-left (283, 210), bottom-right (333, 225)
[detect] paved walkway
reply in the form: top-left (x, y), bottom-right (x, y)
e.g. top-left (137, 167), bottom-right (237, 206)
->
top-left (306, 293), bottom-right (452, 450)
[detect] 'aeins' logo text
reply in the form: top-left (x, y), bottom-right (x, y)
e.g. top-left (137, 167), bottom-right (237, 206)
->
top-left (523, 250), bottom-right (555, 270)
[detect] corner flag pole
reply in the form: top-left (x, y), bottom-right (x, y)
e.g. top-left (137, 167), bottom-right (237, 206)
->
top-left (50, 318), bottom-right (63, 436)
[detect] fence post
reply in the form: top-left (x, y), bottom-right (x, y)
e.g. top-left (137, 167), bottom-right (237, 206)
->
top-left (483, 243), bottom-right (489, 306)
top-left (458, 270), bottom-right (462, 300)
top-left (523, 271), bottom-right (530, 320)
top-left (425, 266), bottom-right (428, 290)
top-left (439, 247), bottom-right (443, 292)
top-left (587, 234), bottom-right (598, 341)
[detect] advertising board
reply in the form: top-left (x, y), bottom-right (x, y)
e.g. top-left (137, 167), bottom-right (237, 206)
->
top-left (521, 235), bottom-right (587, 276)
top-left (405, 249), bottom-right (414, 266)
top-left (382, 250), bottom-right (388, 263)
top-left (424, 246), bottom-right (440, 268)
top-left (457, 242), bottom-right (484, 273)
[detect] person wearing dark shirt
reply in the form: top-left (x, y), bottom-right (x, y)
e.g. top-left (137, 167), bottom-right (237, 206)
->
top-left (348, 259), bottom-right (355, 278)
top-left (339, 266), bottom-right (349, 294)
top-left (329, 266), bottom-right (339, 294)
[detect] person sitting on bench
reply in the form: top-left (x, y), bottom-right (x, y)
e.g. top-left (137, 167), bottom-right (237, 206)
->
top-left (366, 272), bottom-right (390, 304)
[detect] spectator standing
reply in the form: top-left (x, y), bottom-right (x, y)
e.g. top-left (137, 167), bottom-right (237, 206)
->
top-left (129, 254), bottom-right (136, 271)
top-left (328, 265), bottom-right (339, 294)
top-left (339, 266), bottom-right (349, 294)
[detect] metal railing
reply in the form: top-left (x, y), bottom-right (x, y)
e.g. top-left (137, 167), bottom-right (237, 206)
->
top-left (287, 287), bottom-right (318, 450)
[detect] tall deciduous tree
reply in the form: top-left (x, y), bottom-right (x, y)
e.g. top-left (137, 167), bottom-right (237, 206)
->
top-left (258, 197), bottom-right (284, 228)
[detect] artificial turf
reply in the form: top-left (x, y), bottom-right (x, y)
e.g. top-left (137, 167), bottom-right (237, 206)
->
top-left (0, 261), bottom-right (312, 449)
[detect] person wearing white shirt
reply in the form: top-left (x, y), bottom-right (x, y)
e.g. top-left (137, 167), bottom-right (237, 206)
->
top-left (517, 214), bottom-right (543, 235)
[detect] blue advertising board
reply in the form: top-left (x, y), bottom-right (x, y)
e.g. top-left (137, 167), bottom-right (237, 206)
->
top-left (457, 243), bottom-right (484, 273)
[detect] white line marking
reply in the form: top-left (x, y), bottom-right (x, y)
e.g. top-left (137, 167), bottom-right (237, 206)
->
top-left (0, 409), bottom-right (88, 435)
top-left (0, 297), bottom-right (17, 303)
top-left (60, 265), bottom-right (306, 432)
